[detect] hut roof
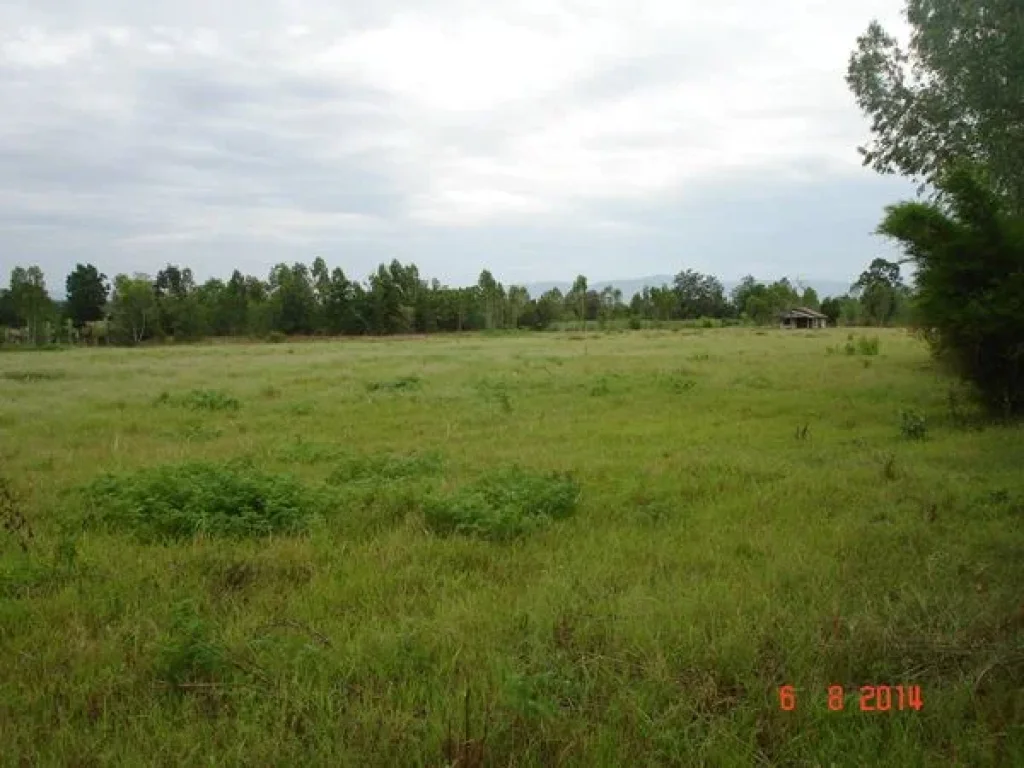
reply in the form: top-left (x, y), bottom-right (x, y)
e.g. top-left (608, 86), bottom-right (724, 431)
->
top-left (779, 306), bottom-right (828, 319)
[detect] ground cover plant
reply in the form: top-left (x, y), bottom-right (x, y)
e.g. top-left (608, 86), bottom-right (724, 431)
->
top-left (1, 328), bottom-right (1022, 766)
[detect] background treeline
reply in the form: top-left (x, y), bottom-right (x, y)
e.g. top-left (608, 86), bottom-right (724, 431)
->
top-left (0, 257), bottom-right (910, 346)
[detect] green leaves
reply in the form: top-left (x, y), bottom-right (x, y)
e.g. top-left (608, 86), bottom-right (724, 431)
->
top-left (80, 462), bottom-right (321, 542)
top-left (847, 1), bottom-right (1024, 211)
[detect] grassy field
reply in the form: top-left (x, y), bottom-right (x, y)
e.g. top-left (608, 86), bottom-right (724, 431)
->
top-left (1, 327), bottom-right (1022, 766)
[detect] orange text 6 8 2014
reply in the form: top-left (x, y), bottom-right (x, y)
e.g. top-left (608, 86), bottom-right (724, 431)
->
top-left (778, 685), bottom-right (923, 711)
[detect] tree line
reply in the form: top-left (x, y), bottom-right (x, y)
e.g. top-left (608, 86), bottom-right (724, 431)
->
top-left (0, 258), bottom-right (911, 346)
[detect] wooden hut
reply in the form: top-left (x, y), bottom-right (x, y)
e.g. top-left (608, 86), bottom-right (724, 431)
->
top-left (779, 306), bottom-right (828, 329)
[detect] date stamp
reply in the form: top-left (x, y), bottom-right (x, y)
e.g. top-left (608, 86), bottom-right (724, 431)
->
top-left (778, 685), bottom-right (923, 712)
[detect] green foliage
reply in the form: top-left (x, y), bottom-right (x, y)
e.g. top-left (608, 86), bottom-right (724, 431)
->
top-left (1, 476), bottom-right (33, 553)
top-left (423, 466), bottom-right (580, 540)
top-left (878, 167), bottom-right (1024, 417)
top-left (900, 409), bottom-right (928, 440)
top-left (1, 370), bottom-right (66, 382)
top-left (856, 336), bottom-right (880, 355)
top-left (327, 452), bottom-right (443, 485)
top-left (847, 1), bottom-right (1024, 210)
top-left (366, 375), bottom-right (422, 393)
top-left (154, 389), bottom-right (241, 412)
top-left (64, 263), bottom-right (109, 328)
top-left (80, 462), bottom-right (320, 542)
top-left (266, 331), bottom-right (287, 344)
top-left (155, 602), bottom-right (229, 689)
top-left (110, 274), bottom-right (157, 344)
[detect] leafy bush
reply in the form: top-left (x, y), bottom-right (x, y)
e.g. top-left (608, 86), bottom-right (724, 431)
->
top-left (899, 409), bottom-right (928, 440)
top-left (423, 466), bottom-right (580, 541)
top-left (267, 331), bottom-right (287, 344)
top-left (154, 389), bottom-right (241, 412)
top-left (877, 166), bottom-right (1024, 418)
top-left (80, 462), bottom-right (320, 542)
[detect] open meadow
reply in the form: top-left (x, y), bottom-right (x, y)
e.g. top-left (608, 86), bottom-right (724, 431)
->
top-left (1, 327), bottom-right (1022, 766)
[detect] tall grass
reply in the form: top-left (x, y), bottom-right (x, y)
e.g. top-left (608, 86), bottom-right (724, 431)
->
top-left (0, 328), bottom-right (1022, 765)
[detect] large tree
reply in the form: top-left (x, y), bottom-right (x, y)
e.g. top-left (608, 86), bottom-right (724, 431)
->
top-left (847, 0), bottom-right (1024, 211)
top-left (65, 263), bottom-right (109, 328)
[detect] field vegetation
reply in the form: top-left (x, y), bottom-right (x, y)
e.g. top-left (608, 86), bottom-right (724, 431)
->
top-left (2, 327), bottom-right (1022, 765)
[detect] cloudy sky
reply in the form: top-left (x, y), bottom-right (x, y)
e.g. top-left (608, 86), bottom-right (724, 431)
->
top-left (0, 0), bottom-right (915, 292)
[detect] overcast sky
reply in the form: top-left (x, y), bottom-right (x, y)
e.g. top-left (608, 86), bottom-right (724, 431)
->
top-left (0, 0), bottom-right (915, 291)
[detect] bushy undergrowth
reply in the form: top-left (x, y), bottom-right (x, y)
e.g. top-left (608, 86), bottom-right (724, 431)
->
top-left (423, 466), bottom-right (580, 541)
top-left (154, 389), bottom-right (241, 412)
top-left (80, 462), bottom-right (319, 542)
top-left (155, 602), bottom-right (229, 689)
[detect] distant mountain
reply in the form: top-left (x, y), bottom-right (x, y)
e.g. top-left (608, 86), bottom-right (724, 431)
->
top-left (521, 275), bottom-right (853, 300)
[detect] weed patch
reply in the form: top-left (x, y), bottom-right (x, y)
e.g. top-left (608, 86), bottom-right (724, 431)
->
top-left (154, 389), bottom-right (241, 412)
top-left (900, 409), bottom-right (928, 440)
top-left (367, 375), bottom-right (422, 393)
top-left (79, 462), bottom-right (322, 542)
top-left (1, 370), bottom-right (66, 382)
top-left (155, 602), bottom-right (231, 690)
top-left (423, 466), bottom-right (580, 541)
top-left (328, 451), bottom-right (443, 485)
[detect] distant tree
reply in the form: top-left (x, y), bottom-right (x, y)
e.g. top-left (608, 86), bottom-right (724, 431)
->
top-left (673, 269), bottom-right (728, 318)
top-left (820, 296), bottom-right (842, 326)
top-left (567, 275), bottom-right (588, 330)
top-left (0, 287), bottom-right (15, 327)
top-left (799, 287), bottom-right (820, 310)
top-left (9, 266), bottom-right (52, 344)
top-left (110, 274), bottom-right (157, 345)
top-left (65, 263), bottom-right (109, 328)
top-left (850, 257), bottom-right (907, 326)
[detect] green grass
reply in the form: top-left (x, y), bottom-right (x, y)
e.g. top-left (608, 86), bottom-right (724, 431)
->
top-left (1, 328), bottom-right (1022, 766)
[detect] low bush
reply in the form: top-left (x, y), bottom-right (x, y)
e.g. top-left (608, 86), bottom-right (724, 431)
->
top-left (80, 461), bottom-right (320, 542)
top-left (857, 335), bottom-right (881, 355)
top-left (423, 466), bottom-right (580, 541)
top-left (900, 409), bottom-right (928, 440)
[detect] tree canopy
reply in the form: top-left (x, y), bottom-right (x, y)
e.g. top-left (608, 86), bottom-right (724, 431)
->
top-left (847, 0), bottom-right (1024, 211)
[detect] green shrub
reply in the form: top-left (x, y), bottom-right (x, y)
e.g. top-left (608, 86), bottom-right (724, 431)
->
top-left (857, 335), bottom-right (881, 355)
top-left (423, 466), bottom-right (580, 541)
top-left (80, 462), bottom-right (320, 542)
top-left (155, 602), bottom-right (229, 689)
top-left (899, 409), bottom-right (928, 440)
top-left (154, 389), bottom-right (241, 412)
top-left (267, 331), bottom-right (287, 344)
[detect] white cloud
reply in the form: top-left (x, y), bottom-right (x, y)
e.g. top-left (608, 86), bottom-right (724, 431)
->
top-left (0, 0), bottom-right (911, 284)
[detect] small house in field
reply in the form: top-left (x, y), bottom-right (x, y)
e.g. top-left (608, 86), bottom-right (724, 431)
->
top-left (779, 306), bottom-right (828, 329)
